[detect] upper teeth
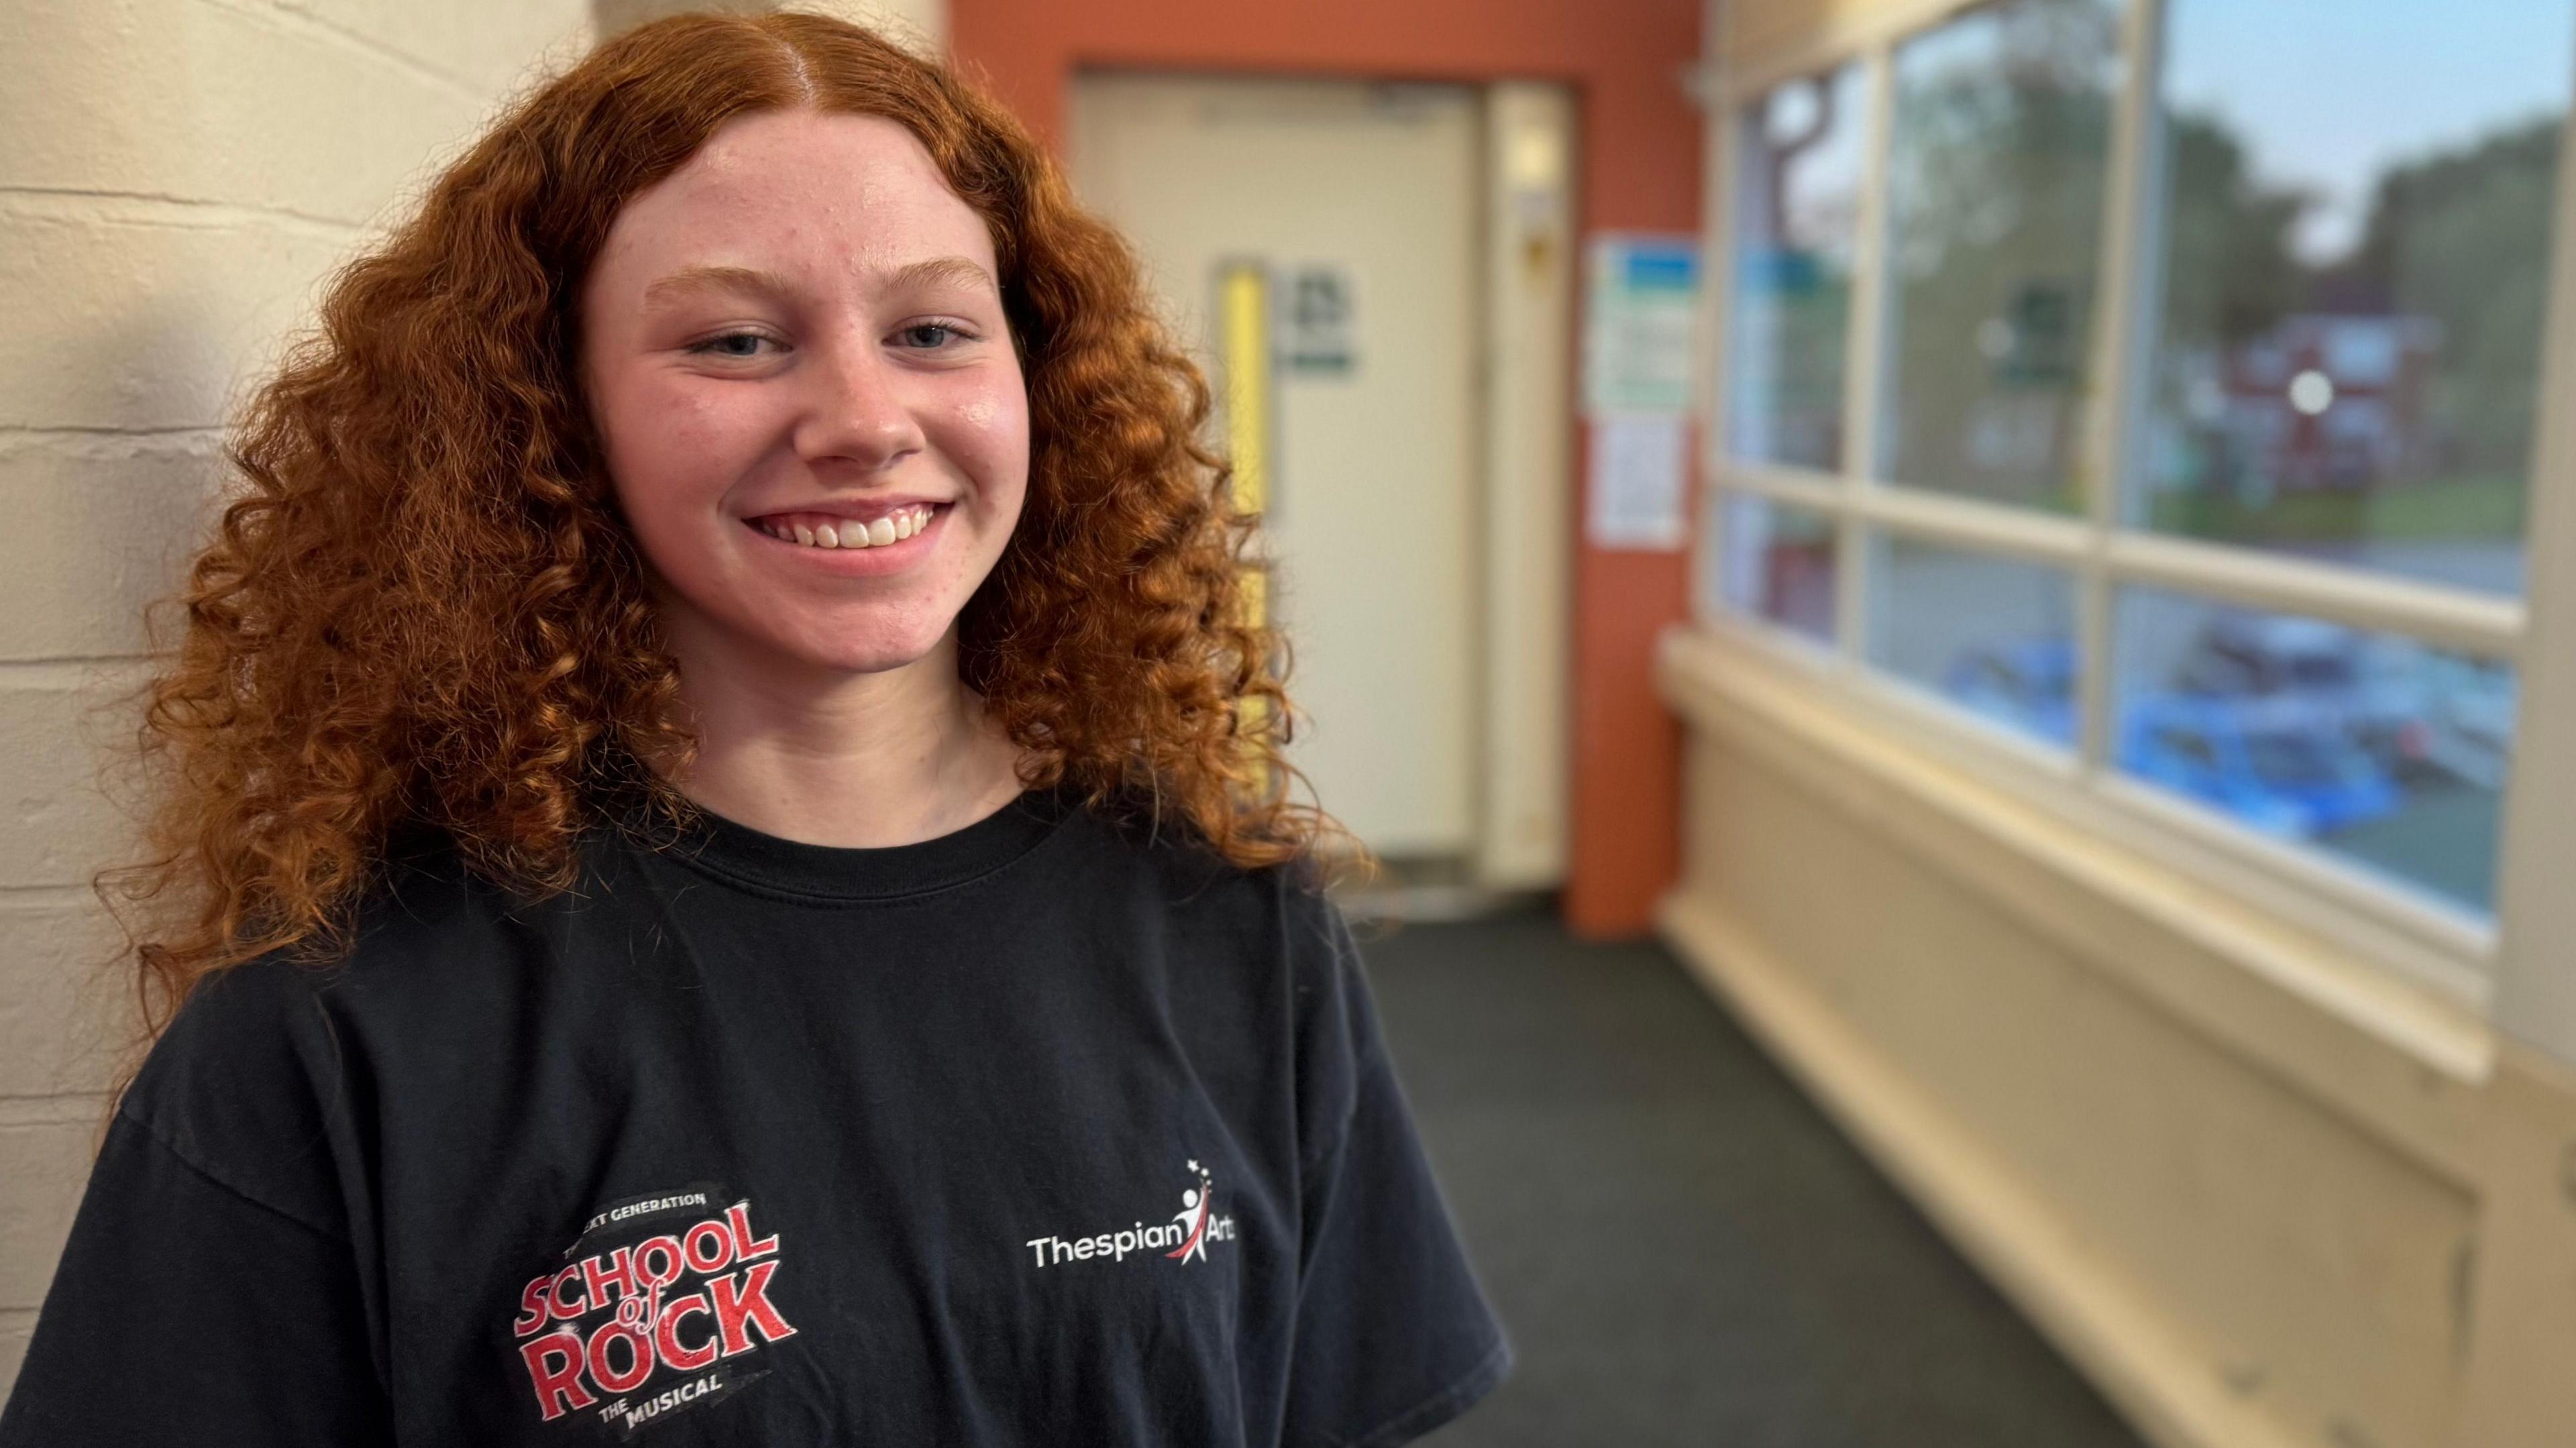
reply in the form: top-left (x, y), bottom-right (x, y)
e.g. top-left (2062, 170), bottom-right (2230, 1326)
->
top-left (763, 504), bottom-right (936, 550)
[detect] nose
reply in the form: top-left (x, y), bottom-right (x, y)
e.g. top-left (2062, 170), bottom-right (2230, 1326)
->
top-left (794, 331), bottom-right (926, 476)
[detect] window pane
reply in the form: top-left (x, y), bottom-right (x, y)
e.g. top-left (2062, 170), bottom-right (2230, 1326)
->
top-left (2115, 588), bottom-right (2515, 913)
top-left (1727, 64), bottom-right (1867, 469)
top-left (1716, 494), bottom-right (1837, 642)
top-left (1870, 535), bottom-right (2080, 745)
top-left (2136, 0), bottom-right (2573, 596)
top-left (1882, 0), bottom-right (2122, 511)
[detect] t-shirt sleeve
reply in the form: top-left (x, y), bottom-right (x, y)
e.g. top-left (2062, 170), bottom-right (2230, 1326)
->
top-left (0, 964), bottom-right (391, 1447)
top-left (1281, 883), bottom-right (1513, 1448)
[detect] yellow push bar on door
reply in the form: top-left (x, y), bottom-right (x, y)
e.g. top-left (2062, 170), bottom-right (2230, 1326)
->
top-left (1216, 258), bottom-right (1272, 526)
top-left (1214, 257), bottom-right (1275, 791)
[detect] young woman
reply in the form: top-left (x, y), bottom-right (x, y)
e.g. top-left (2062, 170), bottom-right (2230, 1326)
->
top-left (0, 13), bottom-right (1510, 1445)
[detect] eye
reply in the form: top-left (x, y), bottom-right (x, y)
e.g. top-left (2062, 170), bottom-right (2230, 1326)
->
top-left (896, 321), bottom-right (975, 350)
top-left (686, 331), bottom-right (780, 359)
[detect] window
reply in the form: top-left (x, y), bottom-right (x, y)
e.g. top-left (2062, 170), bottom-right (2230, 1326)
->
top-left (1707, 0), bottom-right (2572, 987)
top-left (2137, 0), bottom-right (2573, 594)
top-left (1882, 0), bottom-right (2120, 510)
top-left (2112, 588), bottom-right (2514, 913)
top-left (1870, 537), bottom-right (2077, 747)
top-left (1712, 495), bottom-right (1837, 643)
top-left (1727, 62), bottom-right (1867, 469)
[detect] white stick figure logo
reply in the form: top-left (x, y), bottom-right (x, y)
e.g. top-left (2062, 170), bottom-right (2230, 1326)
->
top-left (1165, 1160), bottom-right (1215, 1264)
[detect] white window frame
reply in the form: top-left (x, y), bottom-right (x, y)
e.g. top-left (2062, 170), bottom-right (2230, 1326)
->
top-left (1693, 0), bottom-right (2576, 1038)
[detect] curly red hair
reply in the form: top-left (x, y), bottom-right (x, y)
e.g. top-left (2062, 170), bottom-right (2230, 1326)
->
top-left (103, 10), bottom-right (1342, 1038)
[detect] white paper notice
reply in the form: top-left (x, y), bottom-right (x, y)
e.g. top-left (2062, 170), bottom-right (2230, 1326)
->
top-left (1587, 414), bottom-right (1688, 551)
top-left (1582, 235), bottom-right (1699, 418)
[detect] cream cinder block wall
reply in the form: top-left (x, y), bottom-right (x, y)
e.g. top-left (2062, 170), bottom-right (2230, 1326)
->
top-left (0, 0), bottom-right (965, 1400)
top-left (0, 0), bottom-right (953, 1400)
top-left (0, 0), bottom-right (598, 1396)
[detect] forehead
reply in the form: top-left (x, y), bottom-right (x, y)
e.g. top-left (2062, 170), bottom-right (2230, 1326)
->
top-left (590, 109), bottom-right (997, 286)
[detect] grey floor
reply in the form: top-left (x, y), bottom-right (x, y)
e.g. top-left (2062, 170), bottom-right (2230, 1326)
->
top-left (1356, 907), bottom-right (2148, 1448)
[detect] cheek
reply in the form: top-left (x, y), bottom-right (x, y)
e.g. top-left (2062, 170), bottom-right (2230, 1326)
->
top-left (948, 388), bottom-right (1032, 512)
top-left (600, 382), bottom-right (762, 533)
top-left (616, 381), bottom-right (735, 474)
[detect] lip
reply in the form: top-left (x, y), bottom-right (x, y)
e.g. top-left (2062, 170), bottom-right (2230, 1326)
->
top-left (743, 495), bottom-right (954, 525)
top-left (740, 502), bottom-right (951, 573)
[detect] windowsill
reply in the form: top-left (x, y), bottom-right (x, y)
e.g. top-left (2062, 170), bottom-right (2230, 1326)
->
top-left (1657, 620), bottom-right (2498, 1119)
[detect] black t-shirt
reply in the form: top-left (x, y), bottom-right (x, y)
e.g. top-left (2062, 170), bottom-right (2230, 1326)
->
top-left (0, 787), bottom-right (1510, 1445)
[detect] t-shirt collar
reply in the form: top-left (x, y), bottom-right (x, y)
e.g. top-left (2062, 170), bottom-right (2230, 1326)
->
top-left (633, 785), bottom-right (1079, 901)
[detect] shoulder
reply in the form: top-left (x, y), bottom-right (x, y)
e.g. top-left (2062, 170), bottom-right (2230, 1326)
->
top-left (1053, 786), bottom-right (1332, 907)
top-left (1039, 794), bottom-right (1362, 1045)
top-left (1055, 794), bottom-right (1348, 962)
top-left (117, 949), bottom-right (363, 1238)
top-left (121, 828), bottom-right (569, 1141)
top-left (1060, 795), bottom-right (1364, 1027)
top-left (117, 827), bottom-right (627, 1225)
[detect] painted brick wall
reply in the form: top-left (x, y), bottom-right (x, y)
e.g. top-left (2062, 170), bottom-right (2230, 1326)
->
top-left (0, 0), bottom-right (597, 1395)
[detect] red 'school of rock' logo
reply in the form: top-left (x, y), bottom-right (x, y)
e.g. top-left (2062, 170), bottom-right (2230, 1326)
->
top-left (511, 1190), bottom-right (798, 1437)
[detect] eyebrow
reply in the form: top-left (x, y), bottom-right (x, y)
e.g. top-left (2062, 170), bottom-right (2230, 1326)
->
top-left (885, 256), bottom-right (999, 296)
top-left (641, 264), bottom-right (790, 309)
top-left (640, 256), bottom-right (998, 309)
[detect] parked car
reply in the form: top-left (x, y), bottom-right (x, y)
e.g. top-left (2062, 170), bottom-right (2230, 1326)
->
top-left (2168, 613), bottom-right (2428, 769)
top-left (2367, 645), bottom-right (2516, 791)
top-left (2119, 694), bottom-right (2400, 839)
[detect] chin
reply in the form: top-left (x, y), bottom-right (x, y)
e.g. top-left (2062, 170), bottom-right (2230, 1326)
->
top-left (819, 645), bottom-right (938, 677)
top-left (780, 616), bottom-right (955, 677)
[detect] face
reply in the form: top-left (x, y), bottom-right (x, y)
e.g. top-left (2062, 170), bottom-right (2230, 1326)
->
top-left (580, 108), bottom-right (1029, 683)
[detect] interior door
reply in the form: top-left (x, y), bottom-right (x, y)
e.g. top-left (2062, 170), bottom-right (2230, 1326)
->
top-left (1070, 73), bottom-right (1483, 858)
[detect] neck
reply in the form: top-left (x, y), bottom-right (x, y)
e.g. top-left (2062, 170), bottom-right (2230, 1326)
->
top-left (656, 623), bottom-right (1029, 849)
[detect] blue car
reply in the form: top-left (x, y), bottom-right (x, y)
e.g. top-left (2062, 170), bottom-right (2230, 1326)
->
top-left (2118, 695), bottom-right (2400, 839)
top-left (1939, 636), bottom-right (2078, 746)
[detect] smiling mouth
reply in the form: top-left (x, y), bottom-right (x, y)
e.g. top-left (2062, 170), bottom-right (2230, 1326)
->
top-left (747, 503), bottom-right (942, 551)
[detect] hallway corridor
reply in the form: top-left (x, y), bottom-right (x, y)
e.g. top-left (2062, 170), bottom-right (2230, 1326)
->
top-left (1360, 909), bottom-right (2148, 1448)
